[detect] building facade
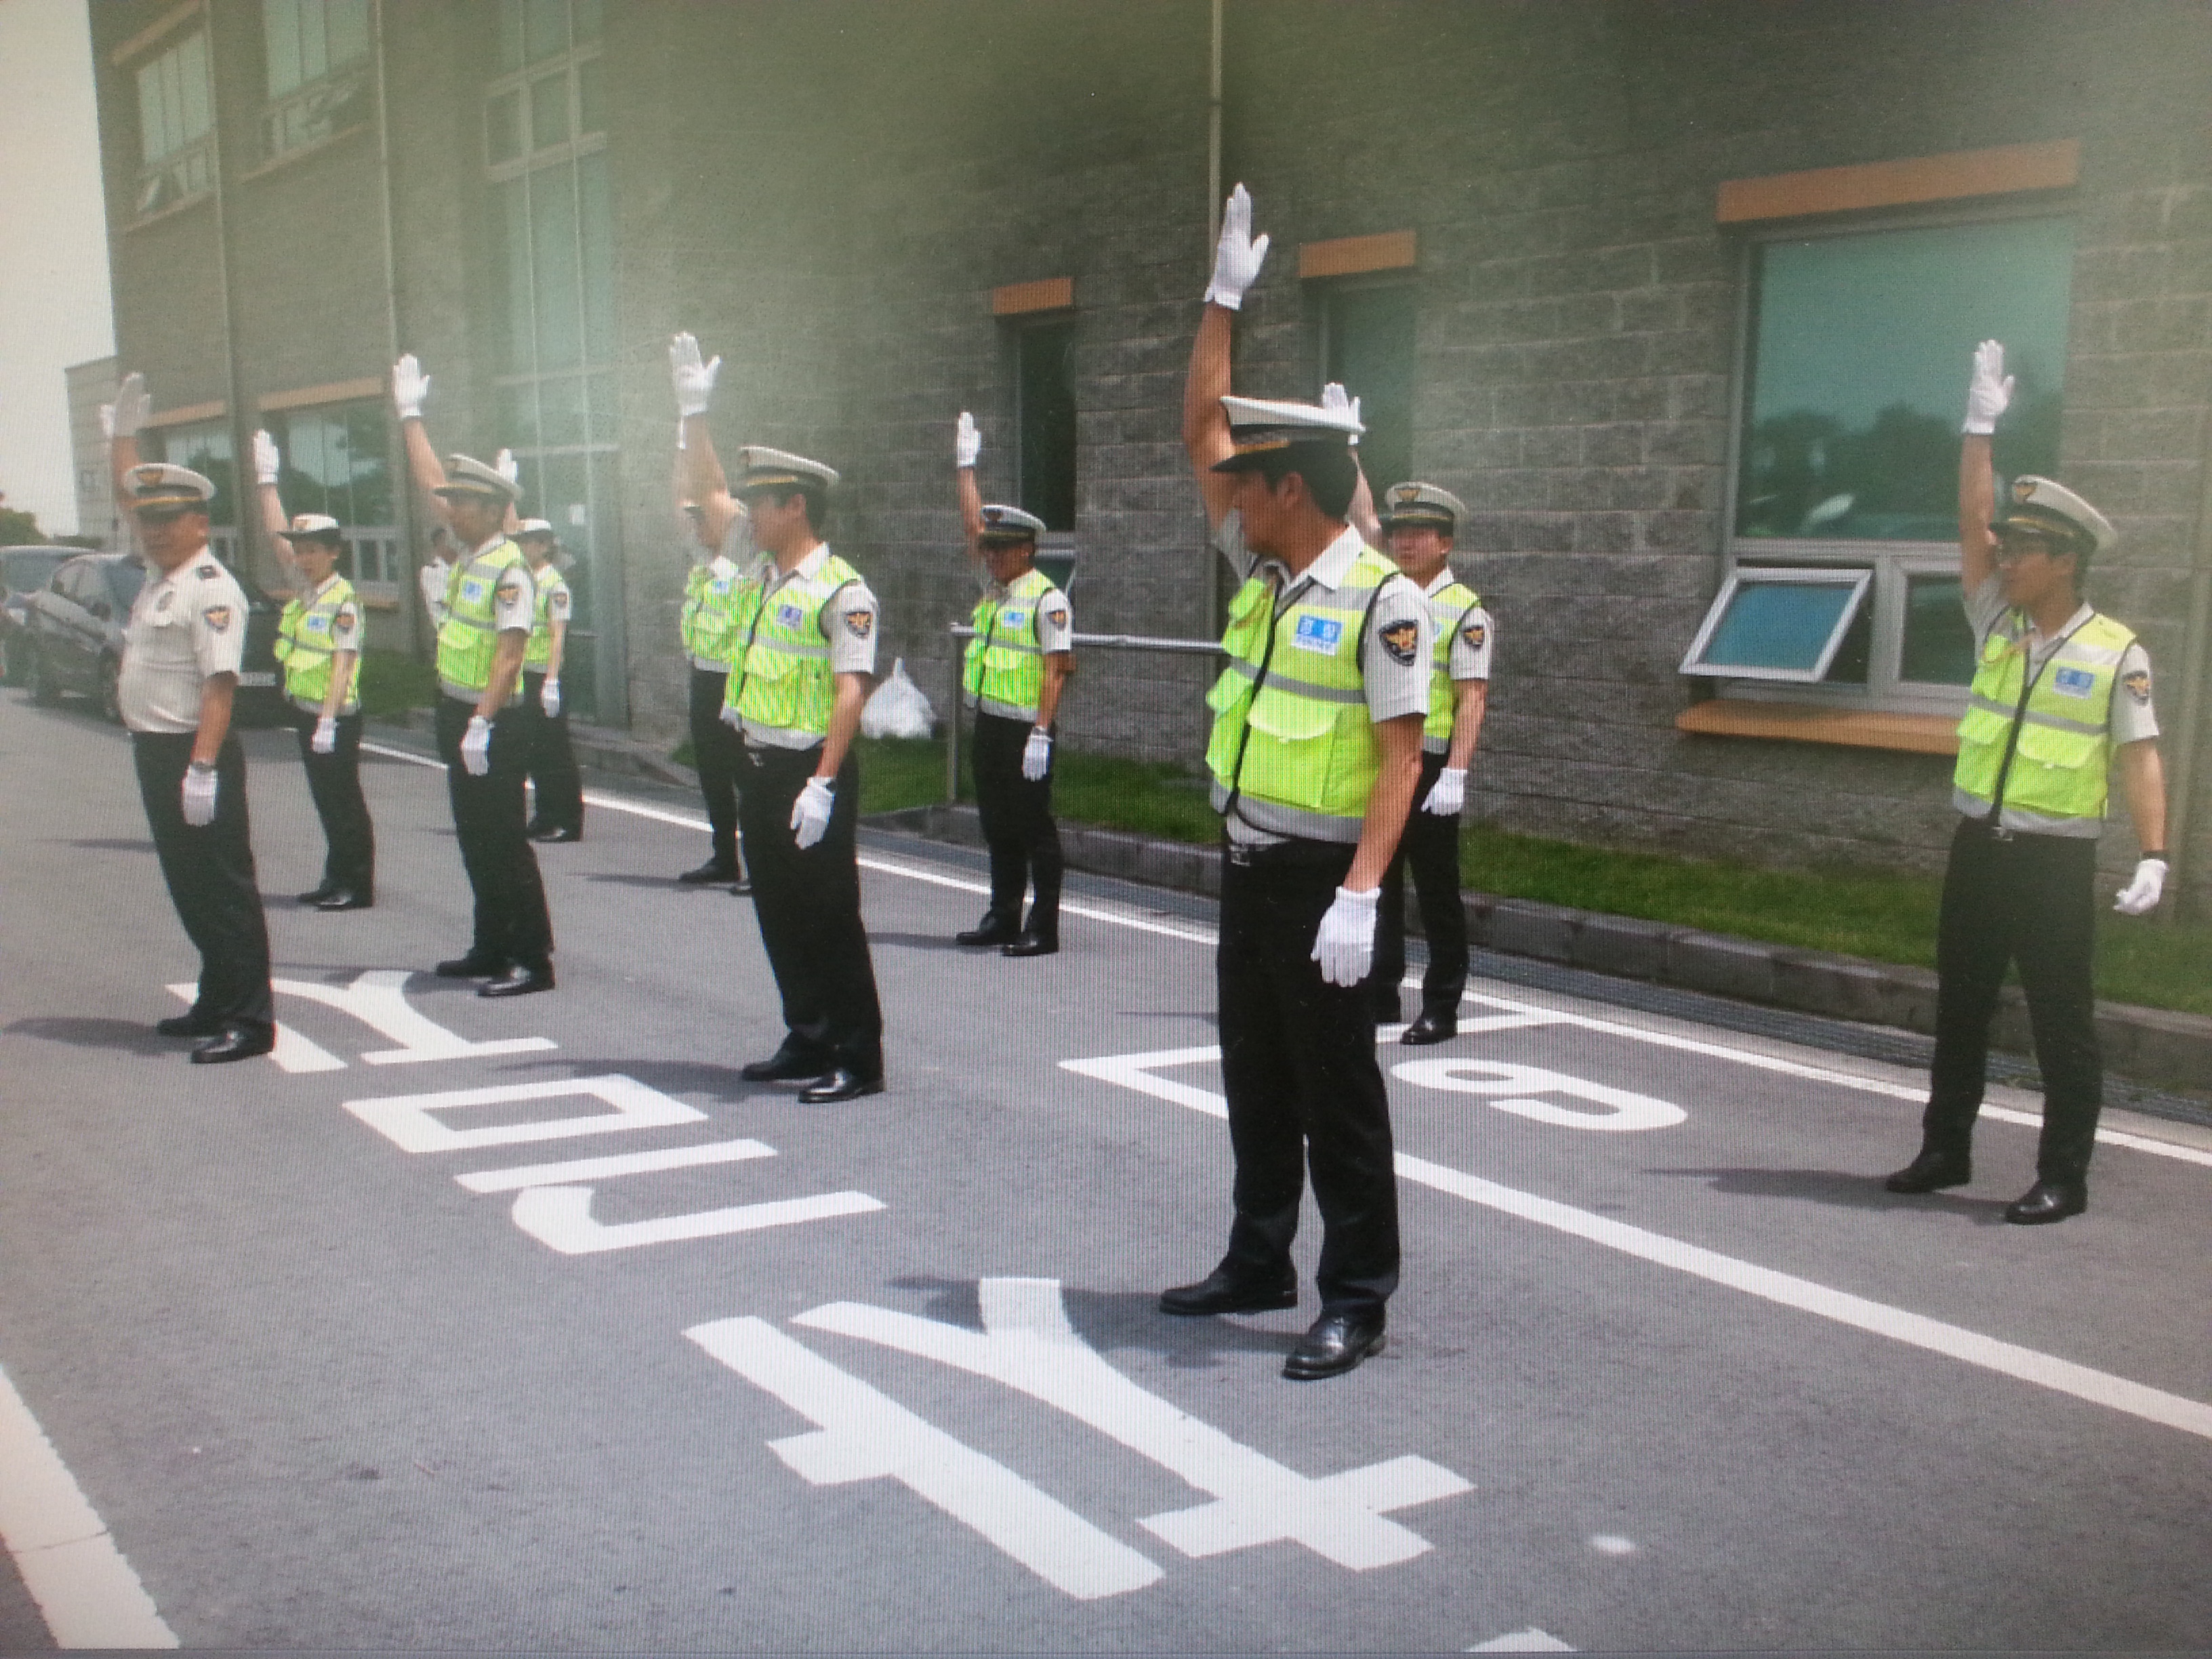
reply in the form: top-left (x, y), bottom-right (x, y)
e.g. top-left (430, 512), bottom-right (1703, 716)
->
top-left (87, 0), bottom-right (2212, 912)
top-left (65, 356), bottom-right (120, 546)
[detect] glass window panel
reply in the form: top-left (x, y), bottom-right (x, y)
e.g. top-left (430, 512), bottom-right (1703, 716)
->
top-left (485, 89), bottom-right (523, 165)
top-left (496, 382), bottom-right (542, 453)
top-left (497, 177), bottom-right (535, 373)
top-left (1902, 573), bottom-right (1977, 685)
top-left (1325, 284), bottom-right (1416, 501)
top-left (577, 54), bottom-right (603, 135)
top-left (1016, 319), bottom-right (1077, 531)
top-left (573, 0), bottom-right (602, 43)
top-left (298, 0), bottom-right (329, 82)
top-left (585, 371), bottom-right (615, 446)
top-left (178, 35), bottom-right (211, 141)
top-left (1738, 217), bottom-right (2074, 542)
top-left (1698, 577), bottom-right (1863, 674)
top-left (524, 0), bottom-right (567, 62)
top-left (535, 375), bottom-right (590, 448)
top-left (530, 69), bottom-right (571, 148)
top-left (327, 0), bottom-right (369, 68)
top-left (138, 60), bottom-right (167, 163)
top-left (495, 0), bottom-right (525, 73)
top-left (345, 403), bottom-right (393, 525)
top-left (529, 165), bottom-right (583, 371)
top-left (159, 422), bottom-right (238, 529)
top-left (264, 0), bottom-right (304, 96)
top-left (577, 151), bottom-right (614, 363)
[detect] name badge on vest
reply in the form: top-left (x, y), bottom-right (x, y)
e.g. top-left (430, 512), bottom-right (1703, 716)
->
top-left (710, 579), bottom-right (730, 595)
top-left (1291, 615), bottom-right (1344, 656)
top-left (306, 615), bottom-right (330, 632)
top-left (1000, 609), bottom-right (1027, 630)
top-left (2051, 667), bottom-right (2096, 699)
top-left (777, 602), bottom-right (804, 629)
top-left (460, 579), bottom-right (486, 604)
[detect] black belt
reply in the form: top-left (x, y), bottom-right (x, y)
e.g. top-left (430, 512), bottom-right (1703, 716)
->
top-left (1223, 835), bottom-right (1353, 869)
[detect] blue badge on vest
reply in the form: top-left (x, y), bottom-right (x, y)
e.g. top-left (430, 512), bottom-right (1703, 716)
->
top-left (461, 579), bottom-right (485, 603)
top-left (306, 615), bottom-right (329, 632)
top-left (777, 602), bottom-right (804, 629)
top-left (1001, 609), bottom-right (1026, 630)
top-left (1291, 615), bottom-right (1344, 655)
top-left (2051, 667), bottom-right (2095, 699)
top-left (710, 579), bottom-right (730, 594)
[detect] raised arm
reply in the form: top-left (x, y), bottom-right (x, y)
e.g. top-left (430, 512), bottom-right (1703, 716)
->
top-left (1959, 339), bottom-right (2012, 596)
top-left (1323, 384), bottom-right (1381, 545)
top-left (954, 411), bottom-right (986, 559)
top-left (672, 333), bottom-right (746, 552)
top-left (106, 371), bottom-right (151, 513)
top-left (1183, 184), bottom-right (1269, 527)
top-left (249, 430), bottom-right (295, 580)
top-left (392, 354), bottom-right (453, 530)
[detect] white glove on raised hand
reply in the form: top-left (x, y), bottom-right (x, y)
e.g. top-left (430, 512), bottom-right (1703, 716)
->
top-left (1311, 885), bottom-right (1380, 988)
top-left (110, 372), bottom-right (150, 439)
top-left (1204, 182), bottom-right (1270, 310)
top-left (955, 411), bottom-right (981, 470)
top-left (670, 331), bottom-right (722, 419)
top-left (790, 776), bottom-right (834, 849)
top-left (1422, 766), bottom-right (1467, 817)
top-left (1321, 381), bottom-right (1362, 445)
top-left (253, 429), bottom-right (282, 487)
top-left (392, 354), bottom-right (430, 421)
top-left (1963, 339), bottom-right (2013, 436)
top-left (460, 715), bottom-right (493, 777)
top-left (98, 403), bottom-right (115, 441)
top-left (494, 448), bottom-right (519, 486)
top-left (1021, 727), bottom-right (1052, 781)
top-left (311, 717), bottom-right (337, 755)
top-left (2113, 857), bottom-right (2167, 916)
top-left (181, 762), bottom-right (218, 827)
top-left (540, 677), bottom-right (561, 718)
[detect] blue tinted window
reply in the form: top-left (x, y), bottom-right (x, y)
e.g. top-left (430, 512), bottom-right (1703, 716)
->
top-left (1702, 579), bottom-right (1859, 672)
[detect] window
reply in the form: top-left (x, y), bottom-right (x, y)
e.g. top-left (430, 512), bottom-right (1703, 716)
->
top-left (260, 0), bottom-right (371, 157)
top-left (143, 422), bottom-right (237, 532)
top-left (1322, 283), bottom-right (1415, 499)
top-left (484, 0), bottom-right (603, 169)
top-left (134, 31), bottom-right (213, 216)
top-left (1679, 567), bottom-right (1871, 682)
top-left (1698, 211), bottom-right (2075, 715)
top-left (1014, 319), bottom-right (1076, 533)
top-left (266, 400), bottom-right (400, 590)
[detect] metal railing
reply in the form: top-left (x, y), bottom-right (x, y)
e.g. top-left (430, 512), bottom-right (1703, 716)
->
top-left (942, 623), bottom-right (1223, 804)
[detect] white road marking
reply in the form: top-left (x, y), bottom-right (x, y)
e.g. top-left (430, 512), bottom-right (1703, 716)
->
top-left (1585, 1534), bottom-right (1638, 1555)
top-left (345, 1073), bottom-right (705, 1154)
top-left (1393, 1059), bottom-right (1686, 1132)
top-left (456, 1138), bottom-right (777, 1193)
top-left (685, 1316), bottom-right (1164, 1600)
top-left (798, 1277), bottom-right (1471, 1570)
top-left (1065, 1047), bottom-right (2212, 1446)
top-left (165, 983), bottom-right (344, 1073)
top-left (0, 1359), bottom-right (176, 1648)
top-left (511, 1185), bottom-right (883, 1254)
top-left (1468, 1630), bottom-right (1576, 1652)
top-left (279, 970), bottom-right (556, 1065)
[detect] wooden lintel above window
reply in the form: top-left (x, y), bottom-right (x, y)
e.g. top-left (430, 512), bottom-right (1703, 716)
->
top-left (993, 277), bottom-right (1074, 316)
top-left (1677, 699), bottom-right (1959, 756)
top-left (1298, 231), bottom-right (1417, 280)
top-left (259, 377), bottom-right (386, 413)
top-left (112, 0), bottom-right (204, 66)
top-left (1716, 140), bottom-right (2079, 225)
top-left (143, 400), bottom-right (228, 430)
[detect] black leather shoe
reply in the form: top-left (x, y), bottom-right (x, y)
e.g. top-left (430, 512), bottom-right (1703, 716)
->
top-left (435, 954), bottom-right (508, 979)
top-left (314, 890), bottom-right (373, 912)
top-left (532, 825), bottom-right (582, 843)
top-left (1158, 1269), bottom-right (1298, 1317)
top-left (956, 912), bottom-right (1022, 947)
top-left (478, 963), bottom-right (556, 998)
top-left (2005, 1179), bottom-right (2087, 1225)
top-left (295, 884), bottom-right (338, 905)
top-left (190, 1023), bottom-right (276, 1065)
top-left (1400, 1010), bottom-right (1456, 1046)
top-left (679, 859), bottom-right (741, 885)
top-left (157, 1011), bottom-right (222, 1038)
top-left (1884, 1150), bottom-right (1973, 1194)
top-left (798, 1067), bottom-right (886, 1104)
top-left (1002, 929), bottom-right (1059, 958)
top-left (1282, 1309), bottom-right (1388, 1380)
top-left (741, 1046), bottom-right (834, 1083)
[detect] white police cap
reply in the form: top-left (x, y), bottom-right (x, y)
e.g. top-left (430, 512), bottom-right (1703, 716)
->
top-left (1212, 395), bottom-right (1365, 472)
top-left (434, 453), bottom-right (523, 504)
top-left (1996, 475), bottom-right (2116, 561)
top-left (125, 462), bottom-right (216, 513)
top-left (514, 517), bottom-right (557, 539)
top-left (737, 446), bottom-right (840, 491)
top-left (1378, 481), bottom-right (1469, 532)
top-left (978, 504), bottom-right (1046, 540)
top-left (278, 512), bottom-right (344, 541)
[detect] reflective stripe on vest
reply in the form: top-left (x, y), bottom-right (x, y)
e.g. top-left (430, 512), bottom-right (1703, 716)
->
top-left (963, 567), bottom-right (1054, 722)
top-left (436, 539), bottom-right (526, 701)
top-left (1204, 545), bottom-right (1396, 844)
top-left (276, 575), bottom-right (360, 715)
top-left (1952, 610), bottom-right (2134, 825)
top-left (725, 552), bottom-right (861, 739)
top-left (524, 568), bottom-right (567, 670)
top-left (680, 562), bottom-right (746, 667)
top-left (1422, 580), bottom-right (1481, 753)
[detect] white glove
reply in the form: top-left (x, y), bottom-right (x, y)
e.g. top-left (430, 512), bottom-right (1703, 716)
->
top-left (1963, 339), bottom-right (2013, 436)
top-left (719, 702), bottom-right (742, 730)
top-left (494, 448), bottom-right (518, 486)
top-left (392, 353), bottom-right (429, 421)
top-left (540, 677), bottom-right (561, 718)
top-left (1311, 886), bottom-right (1380, 988)
top-left (1422, 766), bottom-right (1467, 817)
top-left (670, 331), bottom-right (722, 419)
top-left (180, 762), bottom-right (218, 827)
top-left (98, 403), bottom-right (115, 441)
top-left (1204, 182), bottom-right (1270, 310)
top-left (1021, 727), bottom-right (1052, 781)
top-left (311, 716), bottom-right (337, 755)
top-left (790, 776), bottom-right (834, 849)
top-left (110, 372), bottom-right (150, 438)
top-left (955, 411), bottom-right (981, 470)
top-left (459, 715), bottom-right (493, 776)
top-left (1321, 381), bottom-right (1362, 445)
top-left (2113, 857), bottom-right (2167, 916)
top-left (253, 429), bottom-right (281, 487)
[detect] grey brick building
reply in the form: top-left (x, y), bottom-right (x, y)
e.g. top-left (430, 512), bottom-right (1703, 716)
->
top-left (87, 0), bottom-right (2212, 913)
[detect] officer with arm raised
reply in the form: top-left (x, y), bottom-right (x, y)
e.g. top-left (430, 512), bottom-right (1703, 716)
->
top-left (1162, 186), bottom-right (1431, 1380)
top-left (516, 518), bottom-right (584, 843)
top-left (668, 362), bottom-right (750, 893)
top-left (1884, 340), bottom-right (2168, 1224)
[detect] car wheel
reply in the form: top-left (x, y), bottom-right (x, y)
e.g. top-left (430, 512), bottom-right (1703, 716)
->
top-left (99, 655), bottom-right (125, 724)
top-left (30, 640), bottom-right (61, 707)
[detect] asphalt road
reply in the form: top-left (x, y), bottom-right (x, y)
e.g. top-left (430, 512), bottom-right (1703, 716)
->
top-left (2, 686), bottom-right (2209, 1654)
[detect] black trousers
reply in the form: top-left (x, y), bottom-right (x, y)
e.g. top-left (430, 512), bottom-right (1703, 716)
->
top-left (132, 731), bottom-right (273, 1033)
top-left (520, 669), bottom-right (584, 835)
top-left (970, 707), bottom-right (1063, 933)
top-left (690, 666), bottom-right (744, 876)
top-left (737, 743), bottom-right (883, 1076)
top-left (1923, 818), bottom-right (2103, 1183)
top-left (1215, 838), bottom-right (1401, 1313)
top-left (1368, 750), bottom-right (1467, 1020)
top-left (289, 705), bottom-right (375, 896)
top-left (434, 694), bottom-right (554, 970)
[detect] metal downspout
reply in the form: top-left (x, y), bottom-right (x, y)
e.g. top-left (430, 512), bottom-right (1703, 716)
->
top-left (2158, 403), bottom-right (2212, 922)
top-left (369, 0), bottom-right (424, 656)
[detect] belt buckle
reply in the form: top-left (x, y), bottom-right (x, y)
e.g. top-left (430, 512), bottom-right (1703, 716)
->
top-left (1227, 844), bottom-right (1254, 867)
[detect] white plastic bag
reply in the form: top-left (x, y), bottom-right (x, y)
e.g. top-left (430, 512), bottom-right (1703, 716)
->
top-left (861, 657), bottom-right (936, 740)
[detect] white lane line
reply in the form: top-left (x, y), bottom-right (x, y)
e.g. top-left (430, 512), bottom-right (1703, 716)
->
top-left (455, 1138), bottom-right (777, 1193)
top-left (0, 1359), bottom-right (177, 1648)
top-left (1468, 1631), bottom-right (1576, 1653)
top-left (365, 743), bottom-right (2211, 1168)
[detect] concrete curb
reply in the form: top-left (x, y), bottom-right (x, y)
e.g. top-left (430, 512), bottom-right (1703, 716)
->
top-left (865, 802), bottom-right (2212, 1098)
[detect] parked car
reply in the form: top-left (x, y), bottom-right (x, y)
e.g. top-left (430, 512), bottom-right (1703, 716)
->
top-left (23, 551), bottom-right (285, 725)
top-left (1, 546), bottom-right (72, 684)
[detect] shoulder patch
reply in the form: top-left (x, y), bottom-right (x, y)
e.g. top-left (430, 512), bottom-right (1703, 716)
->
top-left (1046, 605), bottom-right (1069, 630)
top-left (1461, 618), bottom-right (1487, 650)
top-left (844, 608), bottom-right (876, 640)
top-left (2123, 668), bottom-right (2152, 705)
top-left (201, 604), bottom-right (233, 633)
top-left (496, 573), bottom-right (526, 598)
top-left (1378, 619), bottom-right (1421, 667)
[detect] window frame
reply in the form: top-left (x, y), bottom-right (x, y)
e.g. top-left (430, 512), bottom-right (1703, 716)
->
top-left (1677, 565), bottom-right (1872, 683)
top-left (258, 0), bottom-right (373, 161)
top-left (132, 29), bottom-right (216, 219)
top-left (1010, 314), bottom-right (1078, 538)
top-left (264, 398), bottom-right (402, 596)
top-left (1313, 272), bottom-right (1418, 499)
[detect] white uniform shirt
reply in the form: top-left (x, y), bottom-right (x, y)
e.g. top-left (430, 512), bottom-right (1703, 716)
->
top-left (301, 573), bottom-right (366, 651)
top-left (119, 554), bottom-right (250, 735)
top-left (483, 541), bottom-right (537, 635)
top-left (418, 556), bottom-right (453, 630)
top-left (737, 542), bottom-right (880, 749)
top-left (1212, 512), bottom-right (1431, 846)
top-left (976, 570), bottom-right (1075, 654)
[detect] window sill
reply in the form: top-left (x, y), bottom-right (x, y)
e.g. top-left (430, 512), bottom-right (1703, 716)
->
top-left (1676, 698), bottom-right (1959, 756)
top-left (239, 121), bottom-right (372, 186)
top-left (125, 189), bottom-right (213, 233)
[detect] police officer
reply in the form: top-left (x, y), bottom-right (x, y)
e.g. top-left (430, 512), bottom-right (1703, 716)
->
top-left (1359, 482), bottom-right (1490, 1041)
top-left (516, 518), bottom-right (584, 843)
top-left (1885, 340), bottom-right (2169, 1224)
top-left (394, 354), bottom-right (556, 997)
top-left (104, 372), bottom-right (276, 1063)
top-left (674, 451), bottom-right (750, 893)
top-left (951, 411), bottom-right (1074, 956)
top-left (673, 332), bottom-right (886, 1102)
top-left (1164, 188), bottom-right (1431, 1380)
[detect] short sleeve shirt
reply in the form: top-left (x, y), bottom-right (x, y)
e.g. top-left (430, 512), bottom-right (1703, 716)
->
top-left (737, 545), bottom-right (880, 749)
top-left (303, 574), bottom-right (365, 654)
top-left (487, 546), bottom-right (536, 635)
top-left (417, 557), bottom-right (451, 628)
top-left (119, 554), bottom-right (250, 734)
top-left (979, 572), bottom-right (1075, 653)
top-left (1963, 576), bottom-right (2157, 742)
top-left (1429, 571), bottom-right (1494, 682)
top-left (543, 572), bottom-right (573, 626)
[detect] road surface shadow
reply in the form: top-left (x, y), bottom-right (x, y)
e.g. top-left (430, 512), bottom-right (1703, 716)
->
top-left (7, 1015), bottom-right (181, 1057)
top-left (501, 1055), bottom-right (762, 1103)
top-left (1650, 1165), bottom-right (2014, 1223)
top-left (867, 931), bottom-right (974, 954)
top-left (58, 836), bottom-right (155, 853)
top-left (581, 872), bottom-right (712, 890)
top-left (887, 1273), bottom-right (1294, 1370)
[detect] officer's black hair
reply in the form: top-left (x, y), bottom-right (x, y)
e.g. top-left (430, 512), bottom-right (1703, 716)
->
top-left (1250, 447), bottom-right (1359, 521)
top-left (754, 483), bottom-right (828, 535)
